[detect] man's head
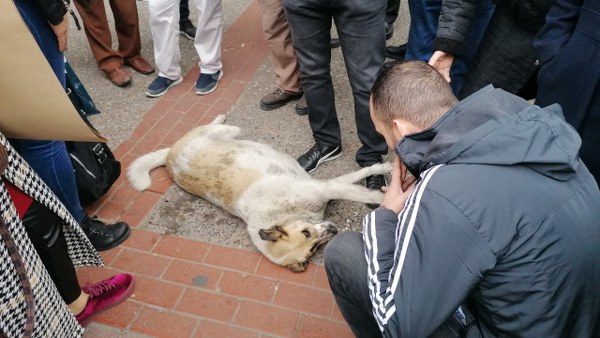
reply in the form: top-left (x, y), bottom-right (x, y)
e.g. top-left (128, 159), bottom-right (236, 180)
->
top-left (370, 61), bottom-right (458, 149)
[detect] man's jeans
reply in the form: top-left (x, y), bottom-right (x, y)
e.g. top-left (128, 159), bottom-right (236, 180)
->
top-left (405, 0), bottom-right (494, 94)
top-left (283, 0), bottom-right (388, 166)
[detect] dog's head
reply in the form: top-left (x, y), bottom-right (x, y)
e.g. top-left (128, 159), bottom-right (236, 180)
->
top-left (258, 221), bottom-right (338, 272)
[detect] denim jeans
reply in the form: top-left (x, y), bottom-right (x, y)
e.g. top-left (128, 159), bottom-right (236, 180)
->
top-left (325, 232), bottom-right (383, 337)
top-left (14, 0), bottom-right (86, 223)
top-left (405, 0), bottom-right (494, 94)
top-left (283, 0), bottom-right (388, 166)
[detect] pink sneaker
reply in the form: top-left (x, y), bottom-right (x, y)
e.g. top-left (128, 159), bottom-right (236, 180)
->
top-left (76, 273), bottom-right (135, 326)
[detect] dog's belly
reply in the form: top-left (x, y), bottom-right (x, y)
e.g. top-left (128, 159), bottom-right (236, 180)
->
top-left (166, 137), bottom-right (307, 214)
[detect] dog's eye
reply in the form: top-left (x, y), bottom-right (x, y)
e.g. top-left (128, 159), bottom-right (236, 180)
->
top-left (301, 229), bottom-right (311, 238)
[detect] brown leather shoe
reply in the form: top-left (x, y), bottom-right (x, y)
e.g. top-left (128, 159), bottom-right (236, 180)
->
top-left (259, 88), bottom-right (302, 110)
top-left (106, 66), bottom-right (132, 87)
top-left (124, 56), bottom-right (155, 75)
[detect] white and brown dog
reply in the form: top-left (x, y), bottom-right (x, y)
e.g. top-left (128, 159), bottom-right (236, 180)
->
top-left (127, 115), bottom-right (390, 272)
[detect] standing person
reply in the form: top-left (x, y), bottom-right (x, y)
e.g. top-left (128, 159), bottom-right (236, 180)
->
top-left (325, 61), bottom-right (600, 337)
top-left (429, 0), bottom-right (550, 98)
top-left (258, 0), bottom-right (307, 115)
top-left (72, 0), bottom-right (155, 87)
top-left (283, 0), bottom-right (388, 195)
top-left (13, 0), bottom-right (131, 252)
top-left (146, 0), bottom-right (224, 97)
top-left (0, 138), bottom-right (135, 337)
top-left (535, 0), bottom-right (600, 184)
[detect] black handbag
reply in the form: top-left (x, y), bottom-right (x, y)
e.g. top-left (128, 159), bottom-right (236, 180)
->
top-left (64, 61), bottom-right (121, 205)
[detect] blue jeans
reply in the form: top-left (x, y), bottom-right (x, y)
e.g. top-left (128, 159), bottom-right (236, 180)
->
top-left (15, 0), bottom-right (85, 223)
top-left (283, 0), bottom-right (388, 166)
top-left (405, 0), bottom-right (494, 94)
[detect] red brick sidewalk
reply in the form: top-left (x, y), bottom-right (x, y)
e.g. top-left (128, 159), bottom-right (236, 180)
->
top-left (78, 1), bottom-right (354, 337)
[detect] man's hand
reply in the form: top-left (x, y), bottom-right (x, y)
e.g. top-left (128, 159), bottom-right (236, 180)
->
top-left (50, 13), bottom-right (69, 52)
top-left (380, 157), bottom-right (417, 214)
top-left (428, 50), bottom-right (454, 83)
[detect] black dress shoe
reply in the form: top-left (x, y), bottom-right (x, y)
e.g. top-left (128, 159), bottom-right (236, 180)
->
top-left (80, 216), bottom-right (131, 251)
top-left (330, 38), bottom-right (341, 49)
top-left (385, 23), bottom-right (394, 40)
top-left (386, 43), bottom-right (408, 61)
top-left (297, 142), bottom-right (342, 173)
top-left (365, 175), bottom-right (386, 209)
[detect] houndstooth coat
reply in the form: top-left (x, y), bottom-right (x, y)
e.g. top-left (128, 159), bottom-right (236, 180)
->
top-left (0, 134), bottom-right (103, 337)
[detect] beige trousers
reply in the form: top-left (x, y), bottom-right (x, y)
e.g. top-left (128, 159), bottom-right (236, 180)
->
top-left (259, 0), bottom-right (302, 93)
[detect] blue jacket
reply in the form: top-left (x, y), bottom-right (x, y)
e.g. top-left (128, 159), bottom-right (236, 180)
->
top-left (364, 86), bottom-right (600, 337)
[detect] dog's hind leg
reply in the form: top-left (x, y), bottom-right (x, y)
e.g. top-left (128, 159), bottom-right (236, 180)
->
top-left (331, 162), bottom-right (393, 184)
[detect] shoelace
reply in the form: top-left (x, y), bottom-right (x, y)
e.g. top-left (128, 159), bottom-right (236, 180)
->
top-left (83, 278), bottom-right (117, 298)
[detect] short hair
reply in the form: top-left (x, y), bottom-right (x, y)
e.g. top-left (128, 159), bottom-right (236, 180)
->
top-left (371, 61), bottom-right (458, 129)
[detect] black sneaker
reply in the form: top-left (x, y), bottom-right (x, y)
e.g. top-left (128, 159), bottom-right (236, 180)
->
top-left (385, 43), bottom-right (407, 61)
top-left (385, 23), bottom-right (394, 40)
top-left (365, 175), bottom-right (386, 209)
top-left (297, 142), bottom-right (342, 173)
top-left (330, 38), bottom-right (341, 49)
top-left (180, 20), bottom-right (197, 40)
top-left (80, 216), bottom-right (131, 251)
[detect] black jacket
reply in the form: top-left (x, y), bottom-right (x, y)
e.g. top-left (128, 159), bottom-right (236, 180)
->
top-left (33, 0), bottom-right (68, 25)
top-left (364, 86), bottom-right (600, 337)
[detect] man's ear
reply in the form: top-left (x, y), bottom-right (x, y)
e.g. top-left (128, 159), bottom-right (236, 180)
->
top-left (393, 118), bottom-right (421, 138)
top-left (258, 225), bottom-right (287, 241)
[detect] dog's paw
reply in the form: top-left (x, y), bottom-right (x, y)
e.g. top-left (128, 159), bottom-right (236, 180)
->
top-left (211, 115), bottom-right (227, 125)
top-left (369, 162), bottom-right (393, 174)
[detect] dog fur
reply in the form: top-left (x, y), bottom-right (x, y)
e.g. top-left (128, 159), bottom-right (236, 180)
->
top-left (127, 115), bottom-right (391, 272)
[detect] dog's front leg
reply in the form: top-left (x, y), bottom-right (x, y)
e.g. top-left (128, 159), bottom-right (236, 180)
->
top-left (309, 180), bottom-right (385, 204)
top-left (331, 162), bottom-right (393, 184)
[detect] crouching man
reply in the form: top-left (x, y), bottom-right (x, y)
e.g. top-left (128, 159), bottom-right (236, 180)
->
top-left (324, 61), bottom-right (600, 337)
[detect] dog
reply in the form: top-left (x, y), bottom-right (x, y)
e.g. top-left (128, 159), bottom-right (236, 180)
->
top-left (127, 115), bottom-right (391, 272)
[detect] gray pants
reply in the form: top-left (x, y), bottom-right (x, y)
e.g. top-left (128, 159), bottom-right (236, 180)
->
top-left (325, 232), bottom-right (476, 338)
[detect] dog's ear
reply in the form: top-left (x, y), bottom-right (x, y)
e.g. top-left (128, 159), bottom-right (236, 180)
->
top-left (286, 261), bottom-right (307, 273)
top-left (259, 225), bottom-right (288, 241)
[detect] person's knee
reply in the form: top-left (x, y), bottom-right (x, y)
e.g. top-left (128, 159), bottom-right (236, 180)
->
top-left (324, 231), bottom-right (363, 270)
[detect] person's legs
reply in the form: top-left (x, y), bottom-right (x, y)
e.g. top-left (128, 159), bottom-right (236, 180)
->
top-left (193, 0), bottom-right (223, 74)
top-left (180, 0), bottom-right (191, 26)
top-left (283, 0), bottom-right (340, 147)
top-left (22, 201), bottom-right (82, 304)
top-left (73, 0), bottom-right (124, 73)
top-left (149, 0), bottom-right (182, 80)
top-left (18, 140), bottom-right (86, 222)
top-left (334, 0), bottom-right (388, 167)
top-left (108, 0), bottom-right (143, 60)
top-left (259, 0), bottom-right (302, 94)
top-left (386, 0), bottom-right (401, 26)
top-left (325, 232), bottom-right (383, 338)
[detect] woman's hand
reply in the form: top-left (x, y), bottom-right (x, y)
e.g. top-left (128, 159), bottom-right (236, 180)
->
top-left (428, 50), bottom-right (454, 83)
top-left (50, 13), bottom-right (69, 52)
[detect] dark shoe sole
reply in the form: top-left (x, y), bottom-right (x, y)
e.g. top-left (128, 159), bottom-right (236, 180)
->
top-left (93, 225), bottom-right (131, 252)
top-left (181, 30), bottom-right (194, 40)
top-left (295, 105), bottom-right (309, 116)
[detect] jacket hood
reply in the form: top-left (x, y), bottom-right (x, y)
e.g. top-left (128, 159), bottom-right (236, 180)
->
top-left (397, 86), bottom-right (582, 181)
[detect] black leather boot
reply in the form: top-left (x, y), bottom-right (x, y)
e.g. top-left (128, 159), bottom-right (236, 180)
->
top-left (80, 216), bottom-right (131, 251)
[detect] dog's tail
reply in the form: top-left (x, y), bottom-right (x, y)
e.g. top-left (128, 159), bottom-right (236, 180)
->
top-left (127, 148), bottom-right (170, 191)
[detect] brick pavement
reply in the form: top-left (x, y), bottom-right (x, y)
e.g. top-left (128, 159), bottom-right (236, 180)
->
top-left (78, 1), bottom-right (354, 337)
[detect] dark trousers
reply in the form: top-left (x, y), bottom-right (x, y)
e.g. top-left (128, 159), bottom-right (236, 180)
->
top-left (283, 0), bottom-right (388, 166)
top-left (180, 0), bottom-right (190, 25)
top-left (23, 202), bottom-right (81, 304)
top-left (387, 0), bottom-right (401, 26)
top-left (325, 232), bottom-right (477, 337)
